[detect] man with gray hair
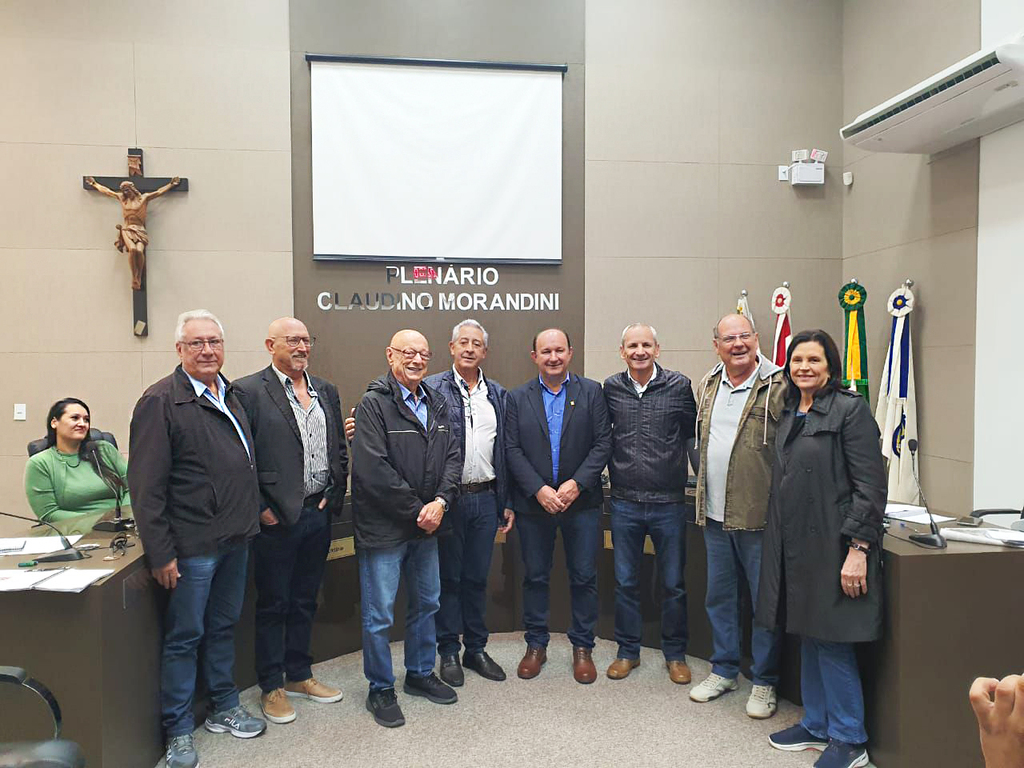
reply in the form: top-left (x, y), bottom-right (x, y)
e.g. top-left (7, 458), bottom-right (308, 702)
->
top-left (602, 323), bottom-right (697, 684)
top-left (128, 310), bottom-right (265, 768)
top-left (689, 313), bottom-right (784, 719)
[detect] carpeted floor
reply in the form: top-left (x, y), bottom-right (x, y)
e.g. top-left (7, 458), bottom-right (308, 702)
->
top-left (169, 633), bottom-right (875, 768)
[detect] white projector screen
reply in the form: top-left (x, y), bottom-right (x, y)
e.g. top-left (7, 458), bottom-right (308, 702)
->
top-left (309, 58), bottom-right (564, 263)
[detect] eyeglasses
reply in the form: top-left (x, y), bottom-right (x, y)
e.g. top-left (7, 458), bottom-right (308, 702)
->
top-left (183, 338), bottom-right (224, 351)
top-left (390, 347), bottom-right (432, 361)
top-left (719, 332), bottom-right (754, 345)
top-left (272, 336), bottom-right (316, 349)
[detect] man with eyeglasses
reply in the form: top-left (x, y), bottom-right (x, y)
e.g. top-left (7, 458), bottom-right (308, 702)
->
top-left (234, 318), bottom-right (348, 726)
top-left (350, 329), bottom-right (462, 727)
top-left (128, 309), bottom-right (265, 768)
top-left (689, 313), bottom-right (784, 719)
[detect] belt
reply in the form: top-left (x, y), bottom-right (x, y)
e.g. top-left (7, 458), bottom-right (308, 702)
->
top-left (459, 480), bottom-right (495, 494)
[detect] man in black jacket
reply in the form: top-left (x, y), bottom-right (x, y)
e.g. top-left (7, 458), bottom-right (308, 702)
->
top-left (506, 328), bottom-right (613, 684)
top-left (602, 323), bottom-right (696, 685)
top-left (351, 329), bottom-right (462, 728)
top-left (128, 310), bottom-right (265, 768)
top-left (234, 317), bottom-right (348, 726)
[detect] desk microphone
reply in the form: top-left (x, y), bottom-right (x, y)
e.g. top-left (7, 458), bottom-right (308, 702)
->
top-left (0, 511), bottom-right (87, 563)
top-left (85, 440), bottom-right (132, 533)
top-left (907, 439), bottom-right (947, 549)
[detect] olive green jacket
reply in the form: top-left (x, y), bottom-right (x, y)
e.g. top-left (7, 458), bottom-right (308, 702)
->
top-left (694, 355), bottom-right (786, 531)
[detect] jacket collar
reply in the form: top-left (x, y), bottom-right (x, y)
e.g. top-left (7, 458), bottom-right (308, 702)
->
top-left (261, 365), bottom-right (302, 443)
top-left (173, 364), bottom-right (234, 405)
top-left (708, 353), bottom-right (780, 387)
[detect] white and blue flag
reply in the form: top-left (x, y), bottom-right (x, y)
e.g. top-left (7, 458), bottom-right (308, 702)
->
top-left (875, 286), bottom-right (919, 503)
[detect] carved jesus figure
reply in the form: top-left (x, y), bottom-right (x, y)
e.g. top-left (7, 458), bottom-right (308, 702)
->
top-left (85, 176), bottom-right (180, 290)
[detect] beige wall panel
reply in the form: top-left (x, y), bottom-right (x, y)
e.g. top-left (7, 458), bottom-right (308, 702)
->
top-left (913, 346), bottom-right (975, 465)
top-left (0, 250), bottom-right (137, 354)
top-left (0, 457), bottom-right (33, 530)
top-left (0, 143), bottom-right (146, 251)
top-left (585, 55), bottom-right (720, 163)
top-left (135, 45), bottom-right (291, 151)
top-left (719, 68), bottom-right (843, 167)
top-left (842, 143), bottom-right (979, 259)
top-left (586, 0), bottom-right (724, 66)
top-left (586, 161), bottom-right (718, 260)
top-left (585, 257), bottom-right (719, 352)
top-left (128, 148), bottom-right (292, 254)
top-left (140, 351), bottom-right (183, 388)
top-left (842, 228), bottom-right (978, 354)
top-left (145, 250), bottom-right (293, 350)
top-left (0, 352), bottom-right (142, 458)
top-left (718, 163), bottom-right (843, 261)
top-left (723, 0), bottom-right (843, 74)
top-left (0, 37), bottom-right (135, 146)
top-left (715, 257), bottom-right (842, 343)
top-left (918, 454), bottom-right (973, 516)
top-left (0, 0), bottom-right (288, 50)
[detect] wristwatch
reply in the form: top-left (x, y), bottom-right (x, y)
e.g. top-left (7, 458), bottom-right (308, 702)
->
top-left (435, 496), bottom-right (449, 512)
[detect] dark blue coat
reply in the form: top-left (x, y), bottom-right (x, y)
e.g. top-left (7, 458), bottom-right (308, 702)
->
top-left (424, 368), bottom-right (509, 516)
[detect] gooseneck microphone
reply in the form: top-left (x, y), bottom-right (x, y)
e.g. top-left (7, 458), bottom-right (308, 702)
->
top-left (0, 511), bottom-right (87, 562)
top-left (907, 439), bottom-right (947, 549)
top-left (85, 440), bottom-right (132, 533)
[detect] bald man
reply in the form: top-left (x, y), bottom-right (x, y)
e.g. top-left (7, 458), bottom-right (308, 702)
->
top-left (234, 318), bottom-right (349, 725)
top-left (350, 330), bottom-right (462, 727)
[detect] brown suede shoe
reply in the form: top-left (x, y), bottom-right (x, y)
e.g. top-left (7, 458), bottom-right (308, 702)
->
top-left (572, 647), bottom-right (597, 684)
top-left (606, 658), bottom-right (641, 680)
top-left (666, 660), bottom-right (692, 684)
top-left (517, 646), bottom-right (547, 679)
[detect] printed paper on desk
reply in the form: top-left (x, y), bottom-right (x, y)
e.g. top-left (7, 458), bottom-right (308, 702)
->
top-left (32, 569), bottom-right (114, 593)
top-left (0, 536), bottom-right (84, 556)
top-left (885, 504), bottom-right (955, 524)
top-left (0, 569), bottom-right (65, 592)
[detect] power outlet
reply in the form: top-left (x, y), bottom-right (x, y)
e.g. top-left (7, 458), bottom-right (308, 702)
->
top-left (778, 165), bottom-right (790, 182)
top-left (13, 403), bottom-right (26, 421)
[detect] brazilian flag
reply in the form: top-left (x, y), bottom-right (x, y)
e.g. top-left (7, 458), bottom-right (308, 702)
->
top-left (838, 282), bottom-right (869, 405)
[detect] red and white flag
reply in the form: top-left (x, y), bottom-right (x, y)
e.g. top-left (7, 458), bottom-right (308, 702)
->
top-left (771, 285), bottom-right (792, 366)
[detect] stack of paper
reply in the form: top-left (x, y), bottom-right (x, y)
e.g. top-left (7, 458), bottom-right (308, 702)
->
top-left (885, 503), bottom-right (955, 525)
top-left (0, 536), bottom-right (84, 556)
top-left (0, 567), bottom-right (114, 593)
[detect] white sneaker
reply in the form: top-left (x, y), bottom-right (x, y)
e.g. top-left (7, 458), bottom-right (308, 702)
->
top-left (746, 684), bottom-right (778, 719)
top-left (689, 673), bottom-right (738, 702)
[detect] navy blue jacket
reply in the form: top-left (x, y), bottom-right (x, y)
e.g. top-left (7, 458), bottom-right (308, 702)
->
top-left (424, 368), bottom-right (509, 516)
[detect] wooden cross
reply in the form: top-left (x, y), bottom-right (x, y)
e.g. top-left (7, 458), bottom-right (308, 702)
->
top-left (83, 148), bottom-right (188, 337)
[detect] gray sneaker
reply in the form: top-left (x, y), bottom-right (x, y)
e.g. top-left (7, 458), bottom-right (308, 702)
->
top-left (165, 734), bottom-right (198, 768)
top-left (204, 704), bottom-right (267, 739)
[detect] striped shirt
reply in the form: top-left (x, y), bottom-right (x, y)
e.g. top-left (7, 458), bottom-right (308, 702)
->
top-left (272, 365), bottom-right (330, 497)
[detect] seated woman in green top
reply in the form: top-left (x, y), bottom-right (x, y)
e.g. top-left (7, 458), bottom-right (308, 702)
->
top-left (24, 398), bottom-right (130, 523)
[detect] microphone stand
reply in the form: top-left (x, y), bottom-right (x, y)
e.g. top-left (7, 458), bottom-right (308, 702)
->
top-left (907, 439), bottom-right (947, 549)
top-left (88, 441), bottom-right (133, 533)
top-left (0, 511), bottom-right (86, 563)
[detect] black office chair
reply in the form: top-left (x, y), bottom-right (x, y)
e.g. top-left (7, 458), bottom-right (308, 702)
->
top-left (971, 502), bottom-right (1024, 531)
top-left (0, 666), bottom-right (85, 768)
top-left (26, 429), bottom-right (117, 458)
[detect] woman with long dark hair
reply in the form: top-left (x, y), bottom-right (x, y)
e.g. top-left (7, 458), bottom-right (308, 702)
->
top-left (24, 398), bottom-right (130, 522)
top-left (756, 329), bottom-right (887, 768)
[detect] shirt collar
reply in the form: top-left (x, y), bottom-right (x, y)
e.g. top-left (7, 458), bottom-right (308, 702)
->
top-left (185, 370), bottom-right (225, 400)
top-left (627, 362), bottom-right (658, 389)
top-left (538, 372), bottom-right (570, 396)
top-left (397, 381), bottom-right (425, 404)
top-left (453, 365), bottom-right (486, 394)
top-left (271, 363), bottom-right (312, 392)
top-left (724, 363), bottom-right (759, 391)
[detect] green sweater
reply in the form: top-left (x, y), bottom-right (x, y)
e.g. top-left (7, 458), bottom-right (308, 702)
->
top-left (24, 442), bottom-right (131, 523)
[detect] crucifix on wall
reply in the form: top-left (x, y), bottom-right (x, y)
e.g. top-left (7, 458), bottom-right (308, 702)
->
top-left (83, 148), bottom-right (188, 336)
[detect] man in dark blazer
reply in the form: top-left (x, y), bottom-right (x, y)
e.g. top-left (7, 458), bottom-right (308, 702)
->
top-left (234, 317), bottom-right (348, 727)
top-left (505, 328), bottom-right (613, 684)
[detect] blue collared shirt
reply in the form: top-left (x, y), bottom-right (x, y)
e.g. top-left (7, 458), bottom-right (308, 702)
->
top-left (539, 373), bottom-right (569, 483)
top-left (184, 370), bottom-right (251, 459)
top-left (397, 381), bottom-right (429, 430)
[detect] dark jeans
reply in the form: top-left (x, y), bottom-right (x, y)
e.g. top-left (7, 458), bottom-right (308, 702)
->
top-left (161, 542), bottom-right (248, 738)
top-left (609, 498), bottom-right (688, 661)
top-left (253, 499), bottom-right (332, 693)
top-left (358, 537), bottom-right (440, 691)
top-left (437, 490), bottom-right (499, 656)
top-left (800, 637), bottom-right (868, 744)
top-left (517, 506), bottom-right (600, 649)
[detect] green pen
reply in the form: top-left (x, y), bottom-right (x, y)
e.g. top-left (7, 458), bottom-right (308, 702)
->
top-left (17, 561), bottom-right (38, 568)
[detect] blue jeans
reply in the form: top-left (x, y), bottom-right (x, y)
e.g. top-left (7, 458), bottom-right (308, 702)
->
top-left (161, 542), bottom-right (248, 738)
top-left (517, 506), bottom-right (600, 649)
top-left (703, 519), bottom-right (780, 686)
top-left (437, 490), bottom-right (499, 656)
top-left (253, 499), bottom-right (332, 693)
top-left (800, 637), bottom-right (868, 744)
top-left (609, 498), bottom-right (688, 661)
top-left (358, 537), bottom-right (440, 692)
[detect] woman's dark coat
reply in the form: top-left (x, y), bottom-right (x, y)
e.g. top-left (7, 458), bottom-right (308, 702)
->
top-left (755, 387), bottom-right (888, 643)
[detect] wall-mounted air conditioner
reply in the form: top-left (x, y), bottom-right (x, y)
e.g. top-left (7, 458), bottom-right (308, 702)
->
top-left (840, 31), bottom-right (1024, 154)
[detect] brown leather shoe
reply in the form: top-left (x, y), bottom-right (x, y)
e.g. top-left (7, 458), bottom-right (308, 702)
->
top-left (517, 646), bottom-right (547, 679)
top-left (606, 657), bottom-right (641, 680)
top-left (666, 660), bottom-right (692, 684)
top-left (572, 647), bottom-right (597, 684)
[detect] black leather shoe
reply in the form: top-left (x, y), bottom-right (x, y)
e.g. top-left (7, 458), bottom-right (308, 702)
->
top-left (366, 688), bottom-right (405, 728)
top-left (438, 654), bottom-right (464, 687)
top-left (463, 650), bottom-right (506, 681)
top-left (403, 672), bottom-right (458, 704)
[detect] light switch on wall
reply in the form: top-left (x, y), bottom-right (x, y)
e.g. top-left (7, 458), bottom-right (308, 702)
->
top-left (13, 403), bottom-right (26, 421)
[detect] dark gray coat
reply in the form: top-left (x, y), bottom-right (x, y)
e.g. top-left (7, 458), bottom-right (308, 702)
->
top-left (755, 387), bottom-right (887, 643)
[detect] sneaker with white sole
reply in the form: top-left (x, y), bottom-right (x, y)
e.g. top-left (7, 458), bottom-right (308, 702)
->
top-left (814, 740), bottom-right (870, 768)
top-left (164, 734), bottom-right (198, 768)
top-left (689, 672), bottom-right (739, 702)
top-left (260, 688), bottom-right (296, 724)
top-left (204, 704), bottom-right (267, 739)
top-left (768, 723), bottom-right (829, 752)
top-left (284, 677), bottom-right (343, 703)
top-left (746, 684), bottom-right (778, 719)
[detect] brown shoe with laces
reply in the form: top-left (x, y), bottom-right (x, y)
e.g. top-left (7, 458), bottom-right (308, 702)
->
top-left (517, 646), bottom-right (547, 679)
top-left (284, 677), bottom-right (343, 703)
top-left (606, 657), bottom-right (641, 680)
top-left (666, 660), bottom-right (692, 684)
top-left (573, 647), bottom-right (597, 684)
top-left (260, 688), bottom-right (296, 724)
